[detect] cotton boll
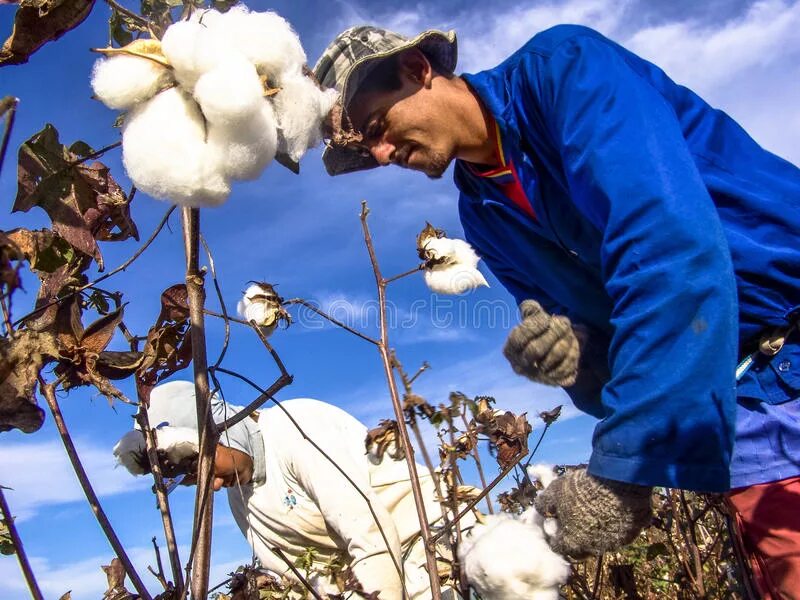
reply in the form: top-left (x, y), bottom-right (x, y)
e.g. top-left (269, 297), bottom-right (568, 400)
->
top-left (194, 57), bottom-right (264, 127)
top-left (459, 510), bottom-right (570, 600)
top-left (424, 264), bottom-right (489, 294)
top-left (91, 54), bottom-right (171, 110)
top-left (272, 74), bottom-right (338, 162)
top-left (161, 20), bottom-right (237, 90)
top-left (207, 101), bottom-right (278, 180)
top-left (237, 282), bottom-right (288, 337)
top-left (113, 430), bottom-right (147, 475)
top-left (420, 236), bottom-right (457, 269)
top-left (122, 87), bottom-right (230, 206)
top-left (212, 6), bottom-right (306, 76)
top-left (527, 463), bottom-right (557, 489)
top-left (151, 426), bottom-right (199, 465)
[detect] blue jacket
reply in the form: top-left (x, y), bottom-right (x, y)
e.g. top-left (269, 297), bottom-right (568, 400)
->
top-left (456, 25), bottom-right (800, 493)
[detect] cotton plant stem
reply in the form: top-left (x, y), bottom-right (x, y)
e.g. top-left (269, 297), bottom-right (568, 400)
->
top-left (447, 426), bottom-right (469, 599)
top-left (430, 450), bottom-right (527, 545)
top-left (383, 264), bottom-right (424, 285)
top-left (13, 205), bottom-right (176, 327)
top-left (137, 410), bottom-right (184, 593)
top-left (181, 207), bottom-right (217, 600)
top-left (0, 97), bottom-right (18, 177)
top-left (0, 487), bottom-right (43, 600)
top-left (360, 201), bottom-right (441, 600)
top-left (460, 412), bottom-right (493, 514)
top-left (283, 298), bottom-right (380, 345)
top-left (40, 379), bottom-right (152, 600)
top-left (200, 235), bottom-right (231, 370)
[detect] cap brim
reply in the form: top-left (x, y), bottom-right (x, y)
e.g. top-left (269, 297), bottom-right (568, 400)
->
top-left (323, 29), bottom-right (457, 177)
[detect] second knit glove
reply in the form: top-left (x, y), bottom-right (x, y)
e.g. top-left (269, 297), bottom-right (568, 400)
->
top-left (504, 300), bottom-right (580, 386)
top-left (534, 468), bottom-right (653, 558)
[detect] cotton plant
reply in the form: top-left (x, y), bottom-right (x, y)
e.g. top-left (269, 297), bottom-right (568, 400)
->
top-left (90, 5), bottom-right (337, 207)
top-left (416, 222), bottom-right (489, 294)
top-left (458, 464), bottom-right (569, 599)
top-left (237, 281), bottom-right (291, 337)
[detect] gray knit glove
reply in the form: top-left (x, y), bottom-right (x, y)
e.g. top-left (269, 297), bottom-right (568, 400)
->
top-left (535, 469), bottom-right (653, 558)
top-left (504, 300), bottom-right (580, 386)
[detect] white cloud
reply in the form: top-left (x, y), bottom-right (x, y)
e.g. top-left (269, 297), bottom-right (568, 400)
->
top-left (0, 438), bottom-right (149, 522)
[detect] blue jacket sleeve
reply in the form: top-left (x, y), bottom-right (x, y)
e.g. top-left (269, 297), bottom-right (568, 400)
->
top-left (533, 35), bottom-right (738, 492)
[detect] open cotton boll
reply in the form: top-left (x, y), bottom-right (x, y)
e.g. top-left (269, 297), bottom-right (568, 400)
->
top-left (161, 20), bottom-right (238, 90)
top-left (527, 463), bottom-right (557, 489)
top-left (425, 264), bottom-right (489, 294)
top-left (122, 87), bottom-right (230, 206)
top-left (207, 101), bottom-right (278, 180)
top-left (237, 282), bottom-right (288, 337)
top-left (459, 509), bottom-right (570, 600)
top-left (272, 74), bottom-right (338, 162)
top-left (211, 6), bottom-right (306, 76)
top-left (91, 54), bottom-right (171, 110)
top-left (194, 57), bottom-right (264, 127)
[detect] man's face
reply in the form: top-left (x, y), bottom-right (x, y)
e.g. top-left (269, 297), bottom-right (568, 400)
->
top-left (182, 444), bottom-right (253, 491)
top-left (346, 60), bottom-right (455, 179)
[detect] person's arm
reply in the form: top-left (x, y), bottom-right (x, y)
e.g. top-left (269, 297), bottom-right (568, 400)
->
top-left (529, 33), bottom-right (737, 492)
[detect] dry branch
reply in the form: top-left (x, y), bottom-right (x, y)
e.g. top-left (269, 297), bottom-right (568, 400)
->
top-left (40, 378), bottom-right (152, 600)
top-left (0, 486), bottom-right (43, 600)
top-left (359, 201), bottom-right (441, 600)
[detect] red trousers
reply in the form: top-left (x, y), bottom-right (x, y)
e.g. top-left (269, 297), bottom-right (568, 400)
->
top-left (727, 476), bottom-right (800, 599)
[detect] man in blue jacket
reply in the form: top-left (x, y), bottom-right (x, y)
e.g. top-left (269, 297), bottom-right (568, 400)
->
top-left (314, 25), bottom-right (800, 597)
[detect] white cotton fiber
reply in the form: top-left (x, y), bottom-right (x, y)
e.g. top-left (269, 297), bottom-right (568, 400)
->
top-left (207, 101), bottom-right (277, 180)
top-left (91, 54), bottom-right (171, 110)
top-left (193, 56), bottom-right (264, 126)
top-left (113, 426), bottom-right (199, 476)
top-left (113, 430), bottom-right (148, 475)
top-left (272, 74), bottom-right (338, 161)
top-left (527, 463), bottom-right (557, 489)
top-left (459, 508), bottom-right (570, 600)
top-left (122, 87), bottom-right (230, 206)
top-left (424, 265), bottom-right (489, 295)
top-left (208, 6), bottom-right (307, 77)
top-left (161, 20), bottom-right (237, 90)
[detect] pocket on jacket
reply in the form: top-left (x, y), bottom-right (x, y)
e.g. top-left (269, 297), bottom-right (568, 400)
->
top-left (737, 342), bottom-right (800, 405)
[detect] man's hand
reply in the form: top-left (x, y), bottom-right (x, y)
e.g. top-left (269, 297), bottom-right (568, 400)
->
top-left (534, 468), bottom-right (653, 558)
top-left (503, 300), bottom-right (580, 386)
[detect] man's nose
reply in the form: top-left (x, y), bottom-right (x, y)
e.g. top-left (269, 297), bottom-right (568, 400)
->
top-left (370, 138), bottom-right (395, 166)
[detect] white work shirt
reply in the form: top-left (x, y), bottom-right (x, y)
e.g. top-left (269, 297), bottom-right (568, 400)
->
top-left (226, 398), bottom-right (443, 599)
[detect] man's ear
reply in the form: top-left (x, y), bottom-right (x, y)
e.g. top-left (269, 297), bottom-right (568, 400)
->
top-left (397, 48), bottom-right (433, 87)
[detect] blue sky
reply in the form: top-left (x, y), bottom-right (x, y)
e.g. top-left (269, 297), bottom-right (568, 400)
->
top-left (1, 0), bottom-right (799, 596)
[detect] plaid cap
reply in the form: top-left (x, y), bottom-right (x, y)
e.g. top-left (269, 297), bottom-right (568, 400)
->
top-left (313, 25), bottom-right (457, 176)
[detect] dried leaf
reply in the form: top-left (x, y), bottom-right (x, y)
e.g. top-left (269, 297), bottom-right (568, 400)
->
top-left (0, 518), bottom-right (15, 555)
top-left (474, 408), bottom-right (532, 469)
top-left (136, 284), bottom-right (192, 404)
top-left (58, 593), bottom-right (71, 600)
top-left (0, 329), bottom-right (58, 433)
top-left (415, 221), bottom-right (445, 261)
top-left (539, 404), bottom-right (563, 426)
top-left (0, 231), bottom-right (23, 299)
top-left (13, 124), bottom-right (138, 270)
top-left (102, 557), bottom-right (133, 600)
top-left (365, 419), bottom-right (404, 461)
top-left (0, 0), bottom-right (95, 66)
top-left (94, 38), bottom-right (171, 68)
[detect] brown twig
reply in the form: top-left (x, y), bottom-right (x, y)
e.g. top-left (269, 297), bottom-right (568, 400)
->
top-left (360, 201), bottom-right (441, 600)
top-left (147, 536), bottom-right (169, 590)
top-left (383, 264), bottom-right (424, 285)
top-left (137, 409), bottom-right (184, 593)
top-left (446, 424), bottom-right (468, 599)
top-left (590, 554), bottom-right (603, 599)
top-left (181, 207), bottom-right (217, 600)
top-left (460, 411), bottom-right (493, 514)
top-left (103, 0), bottom-right (152, 31)
top-left (0, 97), bottom-right (18, 178)
top-left (430, 450), bottom-right (527, 545)
top-left (283, 298), bottom-right (380, 345)
top-left (200, 235), bottom-right (231, 370)
top-left (40, 378), bottom-right (152, 600)
top-left (13, 205), bottom-right (176, 327)
top-left (0, 486), bottom-right (43, 600)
